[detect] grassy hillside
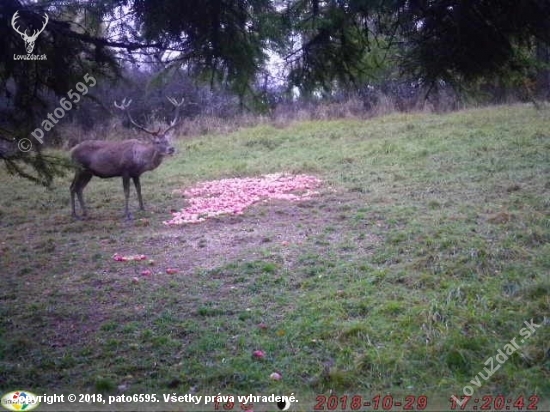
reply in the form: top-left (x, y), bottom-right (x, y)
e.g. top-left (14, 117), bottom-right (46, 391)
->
top-left (1, 104), bottom-right (549, 409)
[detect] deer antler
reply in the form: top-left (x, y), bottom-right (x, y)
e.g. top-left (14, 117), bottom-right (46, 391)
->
top-left (114, 98), bottom-right (161, 136)
top-left (164, 97), bottom-right (184, 134)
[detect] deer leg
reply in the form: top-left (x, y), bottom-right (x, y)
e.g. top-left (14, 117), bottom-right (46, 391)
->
top-left (122, 176), bottom-right (132, 220)
top-left (70, 173), bottom-right (77, 217)
top-left (133, 176), bottom-right (144, 211)
top-left (70, 170), bottom-right (93, 218)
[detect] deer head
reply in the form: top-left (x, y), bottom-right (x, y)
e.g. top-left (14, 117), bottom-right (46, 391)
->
top-left (113, 97), bottom-right (184, 156)
top-left (12, 11), bottom-right (49, 54)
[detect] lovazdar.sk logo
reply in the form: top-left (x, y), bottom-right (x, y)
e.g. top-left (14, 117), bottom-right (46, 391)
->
top-left (1, 391), bottom-right (40, 411)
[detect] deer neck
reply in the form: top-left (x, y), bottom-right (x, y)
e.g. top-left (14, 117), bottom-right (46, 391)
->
top-left (147, 149), bottom-right (164, 171)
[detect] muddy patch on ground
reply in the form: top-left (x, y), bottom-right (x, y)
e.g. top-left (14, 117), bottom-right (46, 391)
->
top-left (138, 190), bottom-right (381, 275)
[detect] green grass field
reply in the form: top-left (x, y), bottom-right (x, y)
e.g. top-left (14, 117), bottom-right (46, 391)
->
top-left (1, 104), bottom-right (549, 409)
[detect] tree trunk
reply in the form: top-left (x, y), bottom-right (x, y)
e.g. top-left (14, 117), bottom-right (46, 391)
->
top-left (535, 40), bottom-right (550, 100)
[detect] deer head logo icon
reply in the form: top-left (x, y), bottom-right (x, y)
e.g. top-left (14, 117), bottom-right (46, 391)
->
top-left (12, 11), bottom-right (49, 54)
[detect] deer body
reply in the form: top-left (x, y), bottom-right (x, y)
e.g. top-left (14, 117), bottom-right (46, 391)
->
top-left (72, 139), bottom-right (164, 178)
top-left (70, 138), bottom-right (174, 219)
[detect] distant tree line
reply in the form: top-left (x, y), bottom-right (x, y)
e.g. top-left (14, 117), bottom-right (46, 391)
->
top-left (1, 0), bottom-right (549, 184)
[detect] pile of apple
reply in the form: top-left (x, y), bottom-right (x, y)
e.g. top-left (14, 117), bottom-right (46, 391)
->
top-left (112, 253), bottom-right (178, 279)
top-left (164, 173), bottom-right (322, 225)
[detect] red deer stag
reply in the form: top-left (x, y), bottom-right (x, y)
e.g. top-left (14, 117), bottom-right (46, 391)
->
top-left (70, 97), bottom-right (183, 219)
